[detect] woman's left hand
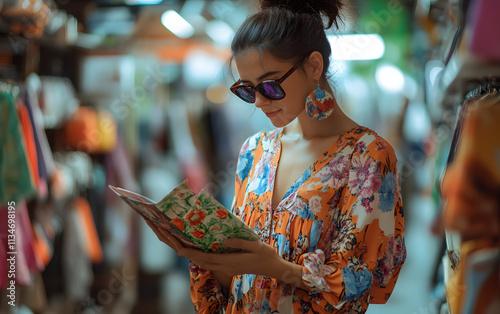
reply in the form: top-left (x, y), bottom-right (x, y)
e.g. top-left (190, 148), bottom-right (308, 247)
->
top-left (181, 236), bottom-right (284, 277)
top-left (150, 224), bottom-right (307, 288)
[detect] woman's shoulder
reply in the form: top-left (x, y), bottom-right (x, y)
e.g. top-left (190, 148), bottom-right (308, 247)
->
top-left (343, 126), bottom-right (397, 161)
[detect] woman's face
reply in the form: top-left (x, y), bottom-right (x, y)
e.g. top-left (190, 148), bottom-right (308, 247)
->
top-left (234, 49), bottom-right (315, 128)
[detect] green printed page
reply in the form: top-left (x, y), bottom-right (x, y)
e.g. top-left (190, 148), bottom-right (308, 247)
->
top-left (156, 180), bottom-right (260, 253)
top-left (156, 180), bottom-right (199, 220)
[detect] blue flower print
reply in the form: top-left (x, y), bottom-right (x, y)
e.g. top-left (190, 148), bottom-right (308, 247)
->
top-left (308, 220), bottom-right (323, 252)
top-left (260, 300), bottom-right (271, 313)
top-left (342, 266), bottom-right (373, 301)
top-left (276, 234), bottom-right (290, 257)
top-left (248, 274), bottom-right (256, 286)
top-left (314, 88), bottom-right (326, 99)
top-left (237, 150), bottom-right (254, 182)
top-left (254, 163), bottom-right (270, 195)
top-left (234, 279), bottom-right (243, 301)
top-left (378, 172), bottom-right (395, 212)
top-left (296, 203), bottom-right (315, 220)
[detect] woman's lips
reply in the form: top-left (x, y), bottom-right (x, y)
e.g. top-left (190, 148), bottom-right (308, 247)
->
top-left (264, 110), bottom-right (280, 118)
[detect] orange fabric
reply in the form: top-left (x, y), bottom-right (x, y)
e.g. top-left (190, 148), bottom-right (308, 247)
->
top-left (441, 96), bottom-right (500, 314)
top-left (17, 102), bottom-right (39, 189)
top-left (64, 106), bottom-right (99, 153)
top-left (32, 224), bottom-right (52, 267)
top-left (74, 197), bottom-right (103, 264)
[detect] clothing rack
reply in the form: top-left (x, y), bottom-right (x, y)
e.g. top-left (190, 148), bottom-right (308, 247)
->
top-left (465, 78), bottom-right (500, 99)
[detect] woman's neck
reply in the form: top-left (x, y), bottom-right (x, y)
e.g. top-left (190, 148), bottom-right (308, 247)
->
top-left (283, 102), bottom-right (357, 141)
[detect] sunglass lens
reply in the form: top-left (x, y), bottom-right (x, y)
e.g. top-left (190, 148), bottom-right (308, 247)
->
top-left (234, 86), bottom-right (255, 103)
top-left (260, 82), bottom-right (285, 100)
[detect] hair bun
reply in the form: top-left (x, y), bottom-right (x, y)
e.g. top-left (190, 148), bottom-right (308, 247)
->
top-left (259, 0), bottom-right (343, 29)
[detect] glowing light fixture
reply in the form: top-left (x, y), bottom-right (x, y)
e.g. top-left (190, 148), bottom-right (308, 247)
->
top-left (328, 34), bottom-right (385, 60)
top-left (126, 0), bottom-right (162, 4)
top-left (161, 10), bottom-right (195, 39)
top-left (206, 20), bottom-right (234, 46)
top-left (375, 64), bottom-right (405, 93)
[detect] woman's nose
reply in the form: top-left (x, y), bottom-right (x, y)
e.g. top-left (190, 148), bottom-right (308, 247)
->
top-left (254, 92), bottom-right (270, 108)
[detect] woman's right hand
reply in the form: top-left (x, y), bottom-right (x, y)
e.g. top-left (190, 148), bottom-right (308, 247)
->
top-left (144, 219), bottom-right (185, 252)
top-left (144, 219), bottom-right (233, 295)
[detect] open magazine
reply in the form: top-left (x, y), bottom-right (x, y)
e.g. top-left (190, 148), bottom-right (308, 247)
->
top-left (109, 180), bottom-right (260, 253)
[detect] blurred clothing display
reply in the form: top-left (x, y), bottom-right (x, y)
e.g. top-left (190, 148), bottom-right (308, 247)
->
top-left (0, 202), bottom-right (41, 288)
top-left (441, 91), bottom-right (500, 314)
top-left (467, 0), bottom-right (500, 59)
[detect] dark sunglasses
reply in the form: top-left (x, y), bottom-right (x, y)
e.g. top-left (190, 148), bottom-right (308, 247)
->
top-left (230, 63), bottom-right (301, 103)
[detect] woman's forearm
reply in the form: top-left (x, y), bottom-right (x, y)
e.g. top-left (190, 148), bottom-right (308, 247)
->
top-left (212, 270), bottom-right (233, 296)
top-left (266, 259), bottom-right (310, 291)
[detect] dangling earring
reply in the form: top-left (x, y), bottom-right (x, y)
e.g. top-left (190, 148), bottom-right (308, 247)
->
top-left (305, 84), bottom-right (335, 120)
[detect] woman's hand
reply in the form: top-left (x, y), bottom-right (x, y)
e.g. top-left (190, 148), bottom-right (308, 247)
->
top-left (144, 219), bottom-right (186, 252)
top-left (145, 219), bottom-right (307, 288)
top-left (188, 238), bottom-right (283, 277)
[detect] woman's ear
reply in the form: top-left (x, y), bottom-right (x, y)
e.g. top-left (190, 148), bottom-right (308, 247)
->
top-left (305, 51), bottom-right (324, 81)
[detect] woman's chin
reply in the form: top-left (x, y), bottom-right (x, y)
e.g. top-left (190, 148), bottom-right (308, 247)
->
top-left (269, 119), bottom-right (291, 128)
top-left (268, 114), bottom-right (296, 128)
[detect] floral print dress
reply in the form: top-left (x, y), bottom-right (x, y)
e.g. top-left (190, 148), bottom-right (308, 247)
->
top-left (189, 126), bottom-right (406, 313)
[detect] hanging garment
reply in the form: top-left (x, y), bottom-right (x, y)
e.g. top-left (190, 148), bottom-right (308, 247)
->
top-left (17, 201), bottom-right (41, 274)
top-left (63, 200), bottom-right (93, 301)
top-left (73, 197), bottom-right (103, 264)
top-left (26, 73), bottom-right (55, 176)
top-left (467, 0), bottom-right (500, 59)
top-left (32, 222), bottom-right (53, 268)
top-left (441, 94), bottom-right (500, 314)
top-left (24, 88), bottom-right (53, 199)
top-left (0, 90), bottom-right (36, 203)
top-left (17, 100), bottom-right (40, 190)
top-left (0, 202), bottom-right (39, 289)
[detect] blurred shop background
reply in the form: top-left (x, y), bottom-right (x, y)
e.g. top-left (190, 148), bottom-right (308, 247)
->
top-left (1, 0), bottom-right (499, 313)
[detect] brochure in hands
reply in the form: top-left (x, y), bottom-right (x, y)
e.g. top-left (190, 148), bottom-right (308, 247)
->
top-left (109, 180), bottom-right (260, 253)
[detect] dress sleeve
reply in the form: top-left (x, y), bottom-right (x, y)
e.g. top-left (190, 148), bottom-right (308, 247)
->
top-left (297, 140), bottom-right (407, 310)
top-left (189, 261), bottom-right (228, 313)
top-left (189, 137), bottom-right (253, 312)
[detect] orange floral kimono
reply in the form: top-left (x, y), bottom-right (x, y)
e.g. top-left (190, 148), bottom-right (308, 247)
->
top-left (189, 126), bottom-right (406, 313)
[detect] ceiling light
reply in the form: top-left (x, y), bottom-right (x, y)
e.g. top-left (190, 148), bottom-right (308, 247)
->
top-left (161, 10), bottom-right (195, 39)
top-left (205, 20), bottom-right (234, 46)
top-left (328, 34), bottom-right (385, 60)
top-left (375, 64), bottom-right (405, 93)
top-left (126, 0), bottom-right (162, 4)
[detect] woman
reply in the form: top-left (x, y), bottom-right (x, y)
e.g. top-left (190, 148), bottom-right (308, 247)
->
top-left (147, 0), bottom-right (406, 312)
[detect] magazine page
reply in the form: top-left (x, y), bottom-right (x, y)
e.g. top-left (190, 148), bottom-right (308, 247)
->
top-left (110, 182), bottom-right (261, 253)
top-left (109, 185), bottom-right (200, 249)
top-left (156, 180), bottom-right (199, 220)
top-left (156, 181), bottom-right (260, 252)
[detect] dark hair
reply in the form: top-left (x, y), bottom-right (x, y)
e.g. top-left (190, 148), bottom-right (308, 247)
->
top-left (230, 0), bottom-right (344, 76)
